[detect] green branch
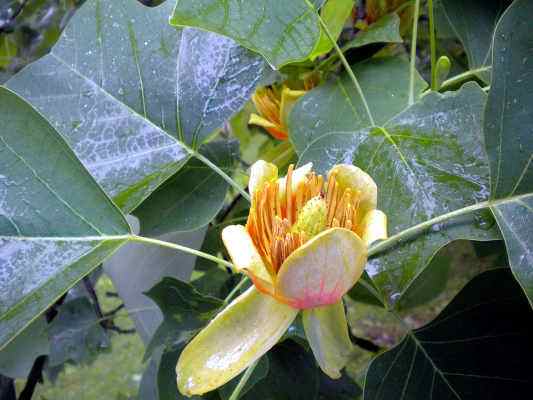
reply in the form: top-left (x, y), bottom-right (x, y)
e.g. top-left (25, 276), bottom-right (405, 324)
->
top-left (428, 0), bottom-right (437, 90)
top-left (408, 0), bottom-right (421, 105)
top-left (366, 194), bottom-right (529, 258)
top-left (223, 276), bottom-right (249, 305)
top-left (189, 148), bottom-right (251, 202)
top-left (439, 66), bottom-right (492, 91)
top-left (309, 1), bottom-right (375, 126)
top-left (129, 235), bottom-right (234, 268)
top-left (228, 359), bottom-right (259, 400)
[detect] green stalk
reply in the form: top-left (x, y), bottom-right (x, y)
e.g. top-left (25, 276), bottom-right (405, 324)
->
top-left (223, 276), bottom-right (249, 305)
top-left (309, 1), bottom-right (375, 125)
top-left (408, 0), bottom-right (421, 105)
top-left (428, 0), bottom-right (437, 90)
top-left (190, 149), bottom-right (251, 202)
top-left (368, 198), bottom-right (497, 258)
top-left (439, 66), bottom-right (492, 91)
top-left (129, 235), bottom-right (234, 268)
top-left (228, 360), bottom-right (259, 400)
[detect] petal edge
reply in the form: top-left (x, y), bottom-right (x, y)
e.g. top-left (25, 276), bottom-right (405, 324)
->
top-left (276, 228), bottom-right (367, 309)
top-left (176, 287), bottom-right (298, 396)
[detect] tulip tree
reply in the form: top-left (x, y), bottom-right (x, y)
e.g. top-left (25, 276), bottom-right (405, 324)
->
top-left (0, 0), bottom-right (532, 399)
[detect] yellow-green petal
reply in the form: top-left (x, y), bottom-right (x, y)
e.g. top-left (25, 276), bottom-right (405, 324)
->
top-left (275, 228), bottom-right (367, 309)
top-left (248, 160), bottom-right (278, 196)
top-left (279, 87), bottom-right (306, 128)
top-left (176, 287), bottom-right (298, 396)
top-left (361, 209), bottom-right (388, 246)
top-left (249, 113), bottom-right (279, 130)
top-left (302, 301), bottom-right (353, 379)
top-left (221, 225), bottom-right (272, 283)
top-left (328, 164), bottom-right (377, 219)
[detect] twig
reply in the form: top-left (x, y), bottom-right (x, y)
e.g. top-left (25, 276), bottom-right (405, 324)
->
top-left (83, 276), bottom-right (104, 319)
top-left (408, 0), bottom-right (421, 105)
top-left (103, 303), bottom-right (125, 317)
top-left (106, 324), bottom-right (136, 335)
top-left (18, 356), bottom-right (46, 400)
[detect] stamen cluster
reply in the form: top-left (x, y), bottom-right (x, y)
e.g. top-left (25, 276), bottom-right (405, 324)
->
top-left (246, 165), bottom-right (362, 275)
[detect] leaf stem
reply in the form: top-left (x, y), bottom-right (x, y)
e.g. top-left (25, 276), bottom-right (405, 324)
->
top-left (427, 0), bottom-right (437, 90)
top-left (188, 148), bottom-right (251, 202)
top-left (368, 200), bottom-right (492, 258)
top-left (311, 1), bottom-right (375, 125)
top-left (438, 66), bottom-right (492, 91)
top-left (408, 0), bottom-right (421, 105)
top-left (129, 235), bottom-right (234, 268)
top-left (228, 359), bottom-right (259, 400)
top-left (223, 276), bottom-right (249, 305)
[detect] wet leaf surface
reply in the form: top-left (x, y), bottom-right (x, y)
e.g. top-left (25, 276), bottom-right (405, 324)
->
top-left (300, 83), bottom-right (499, 303)
top-left (289, 56), bottom-right (426, 154)
top-left (0, 87), bottom-right (129, 350)
top-left (484, 0), bottom-right (533, 304)
top-left (7, 0), bottom-right (262, 214)
top-left (135, 140), bottom-right (239, 236)
top-left (170, 0), bottom-right (321, 69)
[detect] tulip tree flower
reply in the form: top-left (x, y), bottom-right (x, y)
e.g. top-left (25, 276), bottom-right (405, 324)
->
top-left (248, 85), bottom-right (307, 140)
top-left (176, 160), bottom-right (387, 396)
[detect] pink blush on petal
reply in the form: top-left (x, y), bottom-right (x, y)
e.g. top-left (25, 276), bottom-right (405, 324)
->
top-left (287, 282), bottom-right (344, 310)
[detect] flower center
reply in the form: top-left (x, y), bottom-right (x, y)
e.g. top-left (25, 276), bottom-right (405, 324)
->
top-left (246, 165), bottom-right (362, 277)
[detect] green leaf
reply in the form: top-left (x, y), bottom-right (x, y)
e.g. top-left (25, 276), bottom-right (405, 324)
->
top-left (156, 345), bottom-right (221, 400)
top-left (299, 83), bottom-right (499, 303)
top-left (484, 0), bottom-right (532, 199)
top-left (317, 372), bottom-right (362, 400)
top-left (177, 28), bottom-right (265, 146)
top-left (7, 0), bottom-right (262, 214)
top-left (397, 239), bottom-right (503, 310)
top-left (191, 224), bottom-right (241, 299)
top-left (143, 277), bottom-right (222, 360)
top-left (347, 272), bottom-right (386, 308)
top-left (289, 56), bottom-right (427, 154)
top-left (311, 0), bottom-right (355, 59)
top-left (6, 0), bottom-right (187, 213)
top-left (241, 341), bottom-right (319, 400)
top-left (47, 297), bottom-right (109, 366)
top-left (0, 316), bottom-right (49, 379)
top-left (490, 195), bottom-right (533, 304)
top-left (343, 13), bottom-right (403, 50)
top-left (0, 87), bottom-right (130, 351)
top-left (440, 0), bottom-right (509, 82)
top-left (483, 0), bottom-right (533, 304)
top-left (104, 225), bottom-right (207, 343)
top-left (135, 140), bottom-right (238, 236)
top-left (169, 0), bottom-right (321, 69)
top-left (364, 268), bottom-right (533, 399)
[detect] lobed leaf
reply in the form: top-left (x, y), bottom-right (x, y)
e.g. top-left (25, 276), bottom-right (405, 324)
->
top-left (170, 0), bottom-right (321, 69)
top-left (143, 277), bottom-right (222, 360)
top-left (343, 13), bottom-right (403, 51)
top-left (299, 83), bottom-right (500, 303)
top-left (289, 56), bottom-right (426, 154)
top-left (365, 268), bottom-right (533, 399)
top-left (483, 0), bottom-right (533, 304)
top-left (440, 0), bottom-right (509, 83)
top-left (7, 0), bottom-right (262, 215)
top-left (0, 87), bottom-right (130, 350)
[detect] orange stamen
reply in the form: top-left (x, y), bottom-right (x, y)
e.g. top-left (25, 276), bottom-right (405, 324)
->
top-left (246, 165), bottom-right (362, 276)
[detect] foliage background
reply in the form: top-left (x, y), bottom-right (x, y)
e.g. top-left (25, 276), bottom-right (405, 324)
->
top-left (0, 0), bottom-right (531, 399)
